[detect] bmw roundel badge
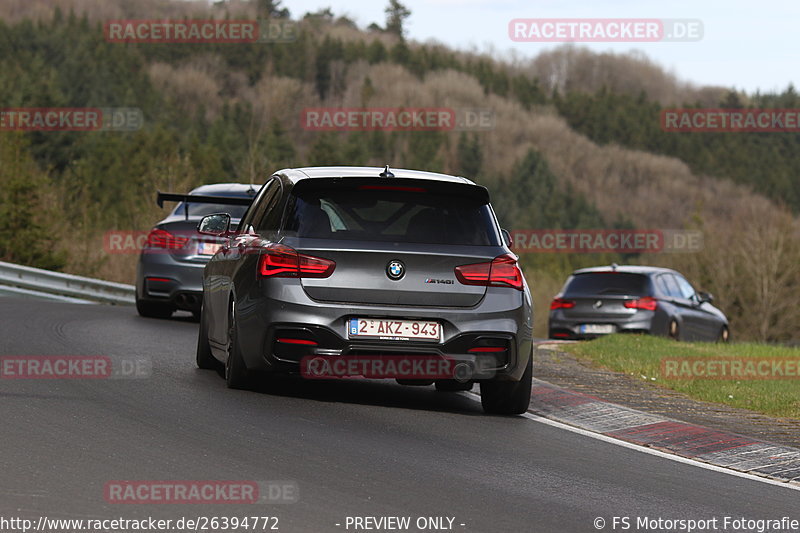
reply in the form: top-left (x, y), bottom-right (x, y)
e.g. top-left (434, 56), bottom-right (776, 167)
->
top-left (386, 260), bottom-right (405, 280)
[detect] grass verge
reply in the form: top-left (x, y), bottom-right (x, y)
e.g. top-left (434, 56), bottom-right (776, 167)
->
top-left (559, 334), bottom-right (800, 420)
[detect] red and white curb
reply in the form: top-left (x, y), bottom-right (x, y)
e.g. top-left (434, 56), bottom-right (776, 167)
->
top-left (527, 378), bottom-right (800, 486)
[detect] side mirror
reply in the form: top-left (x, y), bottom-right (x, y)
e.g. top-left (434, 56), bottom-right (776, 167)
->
top-left (501, 228), bottom-right (513, 248)
top-left (197, 213), bottom-right (231, 236)
top-left (697, 291), bottom-right (713, 304)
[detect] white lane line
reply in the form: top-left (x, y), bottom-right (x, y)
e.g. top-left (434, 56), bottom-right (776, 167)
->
top-left (463, 392), bottom-right (800, 492)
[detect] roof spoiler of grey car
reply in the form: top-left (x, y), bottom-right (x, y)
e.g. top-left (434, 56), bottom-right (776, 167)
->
top-left (156, 192), bottom-right (254, 208)
top-left (156, 192), bottom-right (255, 220)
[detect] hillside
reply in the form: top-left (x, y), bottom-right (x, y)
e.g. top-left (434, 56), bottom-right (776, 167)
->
top-left (0, 0), bottom-right (798, 341)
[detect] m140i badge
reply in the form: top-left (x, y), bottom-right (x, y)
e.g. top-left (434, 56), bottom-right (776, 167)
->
top-left (425, 278), bottom-right (454, 284)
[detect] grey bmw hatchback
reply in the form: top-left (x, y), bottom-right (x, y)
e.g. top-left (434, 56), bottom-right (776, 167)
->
top-left (548, 265), bottom-right (729, 342)
top-left (195, 166), bottom-right (534, 414)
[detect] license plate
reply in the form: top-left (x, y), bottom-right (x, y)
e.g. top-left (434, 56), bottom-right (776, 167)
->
top-left (579, 324), bottom-right (615, 334)
top-left (349, 318), bottom-right (441, 342)
top-left (198, 242), bottom-right (222, 255)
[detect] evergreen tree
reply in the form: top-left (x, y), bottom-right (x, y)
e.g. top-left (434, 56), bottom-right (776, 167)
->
top-left (266, 120), bottom-right (296, 169)
top-left (308, 134), bottom-right (343, 165)
top-left (0, 134), bottom-right (66, 270)
top-left (385, 0), bottom-right (411, 39)
top-left (492, 149), bottom-right (603, 231)
top-left (366, 40), bottom-right (388, 64)
top-left (257, 0), bottom-right (290, 18)
top-left (456, 133), bottom-right (482, 179)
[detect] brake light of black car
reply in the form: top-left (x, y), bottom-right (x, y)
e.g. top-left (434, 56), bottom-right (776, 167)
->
top-left (145, 228), bottom-right (190, 249)
top-left (623, 297), bottom-right (658, 311)
top-left (550, 298), bottom-right (576, 310)
top-left (258, 244), bottom-right (335, 278)
top-left (358, 185), bottom-right (427, 192)
top-left (454, 254), bottom-right (523, 290)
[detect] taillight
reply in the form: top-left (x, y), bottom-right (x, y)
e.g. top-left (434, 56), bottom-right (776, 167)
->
top-left (145, 228), bottom-right (189, 249)
top-left (258, 244), bottom-right (335, 278)
top-left (550, 298), bottom-right (575, 310)
top-left (624, 297), bottom-right (658, 311)
top-left (454, 254), bottom-right (524, 290)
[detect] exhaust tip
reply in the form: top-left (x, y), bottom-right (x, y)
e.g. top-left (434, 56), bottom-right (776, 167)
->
top-left (453, 363), bottom-right (473, 383)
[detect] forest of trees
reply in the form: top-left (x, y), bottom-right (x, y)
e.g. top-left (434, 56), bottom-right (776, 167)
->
top-left (0, 0), bottom-right (798, 341)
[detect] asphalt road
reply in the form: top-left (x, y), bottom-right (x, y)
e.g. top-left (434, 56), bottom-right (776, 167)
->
top-left (0, 298), bottom-right (797, 533)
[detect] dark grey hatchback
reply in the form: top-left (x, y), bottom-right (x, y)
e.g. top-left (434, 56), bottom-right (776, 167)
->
top-left (548, 265), bottom-right (729, 342)
top-left (195, 166), bottom-right (534, 415)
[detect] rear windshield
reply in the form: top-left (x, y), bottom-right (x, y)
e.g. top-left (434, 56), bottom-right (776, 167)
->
top-left (563, 272), bottom-right (650, 296)
top-left (172, 201), bottom-right (249, 219)
top-left (284, 187), bottom-right (500, 245)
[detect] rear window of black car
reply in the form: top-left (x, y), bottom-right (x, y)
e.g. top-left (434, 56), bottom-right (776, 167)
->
top-left (563, 272), bottom-right (651, 296)
top-left (283, 187), bottom-right (500, 246)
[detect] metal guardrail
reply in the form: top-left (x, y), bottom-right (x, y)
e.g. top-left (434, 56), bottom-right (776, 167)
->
top-left (0, 261), bottom-right (135, 305)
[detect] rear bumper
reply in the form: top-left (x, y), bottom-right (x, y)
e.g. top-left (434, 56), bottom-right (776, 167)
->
top-left (233, 282), bottom-right (533, 382)
top-left (135, 252), bottom-right (209, 312)
top-left (548, 312), bottom-right (654, 340)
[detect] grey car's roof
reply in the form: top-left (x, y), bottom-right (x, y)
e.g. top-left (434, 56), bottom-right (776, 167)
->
top-left (188, 183), bottom-right (259, 196)
top-left (572, 265), bottom-right (679, 276)
top-left (276, 166), bottom-right (475, 185)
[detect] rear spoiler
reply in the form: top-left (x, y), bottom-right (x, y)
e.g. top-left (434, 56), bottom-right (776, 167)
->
top-left (156, 192), bottom-right (254, 208)
top-left (156, 192), bottom-right (254, 220)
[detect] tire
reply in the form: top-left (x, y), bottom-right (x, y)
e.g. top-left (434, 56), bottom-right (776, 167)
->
top-left (718, 325), bottom-right (730, 343)
top-left (668, 319), bottom-right (680, 341)
top-left (225, 301), bottom-right (253, 390)
top-left (435, 380), bottom-right (473, 392)
top-left (196, 306), bottom-right (220, 370)
top-left (480, 354), bottom-right (532, 415)
top-left (136, 297), bottom-right (174, 319)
